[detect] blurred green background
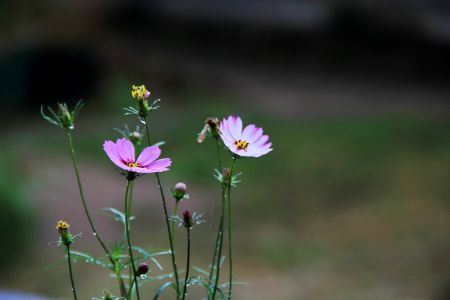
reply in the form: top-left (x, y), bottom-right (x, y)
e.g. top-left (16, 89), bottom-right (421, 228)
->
top-left (0, 1), bottom-right (449, 299)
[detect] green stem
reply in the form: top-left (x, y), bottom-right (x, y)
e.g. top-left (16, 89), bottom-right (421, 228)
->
top-left (144, 118), bottom-right (181, 298)
top-left (66, 245), bottom-right (78, 300)
top-left (208, 138), bottom-right (224, 289)
top-left (65, 130), bottom-right (126, 297)
top-left (226, 157), bottom-right (238, 299)
top-left (171, 201), bottom-right (180, 245)
top-left (211, 184), bottom-right (227, 300)
top-left (181, 228), bottom-right (191, 300)
top-left (124, 180), bottom-right (141, 300)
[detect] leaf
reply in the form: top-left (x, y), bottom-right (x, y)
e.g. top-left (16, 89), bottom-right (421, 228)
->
top-left (40, 105), bottom-right (60, 127)
top-left (69, 250), bottom-right (111, 269)
top-left (132, 246), bottom-right (170, 271)
top-left (153, 282), bottom-right (175, 300)
top-left (193, 266), bottom-right (210, 276)
top-left (98, 207), bottom-right (131, 225)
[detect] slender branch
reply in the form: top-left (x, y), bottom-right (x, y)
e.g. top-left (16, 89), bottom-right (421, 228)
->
top-left (66, 245), bottom-right (78, 300)
top-left (181, 228), bottom-right (191, 300)
top-left (144, 117), bottom-right (181, 298)
top-left (65, 129), bottom-right (126, 296)
top-left (208, 137), bottom-right (225, 288)
top-left (226, 157), bottom-right (238, 299)
top-left (211, 184), bottom-right (227, 300)
top-left (171, 201), bottom-right (180, 245)
top-left (124, 180), bottom-right (141, 300)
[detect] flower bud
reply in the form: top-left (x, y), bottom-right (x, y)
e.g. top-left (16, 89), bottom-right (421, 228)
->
top-left (103, 290), bottom-right (113, 300)
top-left (182, 210), bottom-right (193, 228)
top-left (172, 182), bottom-right (187, 202)
top-left (137, 262), bottom-right (149, 276)
top-left (56, 220), bottom-right (72, 246)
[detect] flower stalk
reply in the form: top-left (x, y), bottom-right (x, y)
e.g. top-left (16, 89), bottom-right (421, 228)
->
top-left (66, 245), bottom-right (78, 300)
top-left (227, 156), bottom-right (238, 299)
top-left (66, 129), bottom-right (127, 297)
top-left (182, 227), bottom-right (191, 300)
top-left (144, 117), bottom-right (181, 299)
top-left (124, 179), bottom-right (141, 300)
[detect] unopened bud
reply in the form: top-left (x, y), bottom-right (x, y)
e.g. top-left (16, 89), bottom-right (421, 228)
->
top-left (103, 290), bottom-right (113, 300)
top-left (129, 131), bottom-right (142, 146)
top-left (137, 262), bottom-right (149, 276)
top-left (182, 210), bottom-right (193, 228)
top-left (172, 182), bottom-right (187, 202)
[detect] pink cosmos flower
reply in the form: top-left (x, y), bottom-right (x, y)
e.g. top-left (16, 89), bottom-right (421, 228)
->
top-left (220, 115), bottom-right (273, 157)
top-left (103, 138), bottom-right (171, 173)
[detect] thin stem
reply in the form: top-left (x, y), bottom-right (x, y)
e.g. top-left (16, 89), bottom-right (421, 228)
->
top-left (66, 245), bottom-right (78, 300)
top-left (208, 137), bottom-right (224, 288)
top-left (215, 137), bottom-right (223, 170)
top-left (211, 184), bottom-right (227, 300)
top-left (226, 157), bottom-right (238, 299)
top-left (181, 228), bottom-right (191, 300)
top-left (124, 180), bottom-right (141, 300)
top-left (65, 130), bottom-right (126, 296)
top-left (143, 117), bottom-right (181, 298)
top-left (171, 201), bottom-right (180, 245)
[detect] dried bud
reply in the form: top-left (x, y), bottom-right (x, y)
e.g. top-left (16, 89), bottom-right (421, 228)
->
top-left (56, 220), bottom-right (72, 246)
top-left (197, 117), bottom-right (220, 143)
top-left (172, 182), bottom-right (187, 202)
top-left (182, 210), bottom-right (193, 228)
top-left (137, 262), bottom-right (149, 276)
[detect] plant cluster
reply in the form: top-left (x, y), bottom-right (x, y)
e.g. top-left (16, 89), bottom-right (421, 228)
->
top-left (42, 84), bottom-right (273, 299)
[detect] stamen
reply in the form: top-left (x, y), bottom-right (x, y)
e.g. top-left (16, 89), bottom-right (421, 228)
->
top-left (234, 139), bottom-right (249, 150)
top-left (126, 162), bottom-right (141, 168)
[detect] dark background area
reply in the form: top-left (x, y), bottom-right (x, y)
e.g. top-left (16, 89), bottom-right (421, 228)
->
top-left (0, 1), bottom-right (449, 299)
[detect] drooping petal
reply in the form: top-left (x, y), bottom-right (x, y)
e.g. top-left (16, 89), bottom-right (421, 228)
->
top-left (103, 141), bottom-right (129, 169)
top-left (228, 116), bottom-right (243, 140)
top-left (136, 146), bottom-right (161, 167)
top-left (116, 138), bottom-right (135, 163)
top-left (143, 158), bottom-right (172, 173)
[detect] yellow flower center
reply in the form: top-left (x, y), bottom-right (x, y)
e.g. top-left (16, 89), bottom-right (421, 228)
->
top-left (56, 220), bottom-right (70, 231)
top-left (234, 139), bottom-right (249, 150)
top-left (131, 85), bottom-right (149, 100)
top-left (126, 162), bottom-right (141, 168)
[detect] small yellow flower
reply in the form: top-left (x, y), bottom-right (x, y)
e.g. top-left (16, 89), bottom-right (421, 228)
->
top-left (56, 220), bottom-right (70, 233)
top-left (131, 85), bottom-right (150, 100)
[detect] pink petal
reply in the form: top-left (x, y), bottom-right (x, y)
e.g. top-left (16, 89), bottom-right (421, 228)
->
top-left (227, 116), bottom-right (243, 140)
top-left (252, 147), bottom-right (273, 157)
top-left (220, 118), bottom-right (235, 142)
top-left (116, 138), bottom-right (135, 163)
top-left (103, 141), bottom-right (129, 169)
top-left (144, 158), bottom-right (172, 173)
top-left (252, 135), bottom-right (270, 147)
top-left (136, 146), bottom-right (161, 167)
top-left (242, 124), bottom-right (263, 143)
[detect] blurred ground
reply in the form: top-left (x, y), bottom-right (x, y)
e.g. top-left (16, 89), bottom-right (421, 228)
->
top-left (0, 1), bottom-right (450, 300)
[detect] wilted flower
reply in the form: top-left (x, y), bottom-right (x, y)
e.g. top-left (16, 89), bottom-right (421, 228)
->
top-left (220, 115), bottom-right (272, 157)
top-left (137, 262), bottom-right (149, 276)
top-left (197, 117), bottom-right (220, 143)
top-left (103, 138), bottom-right (171, 176)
